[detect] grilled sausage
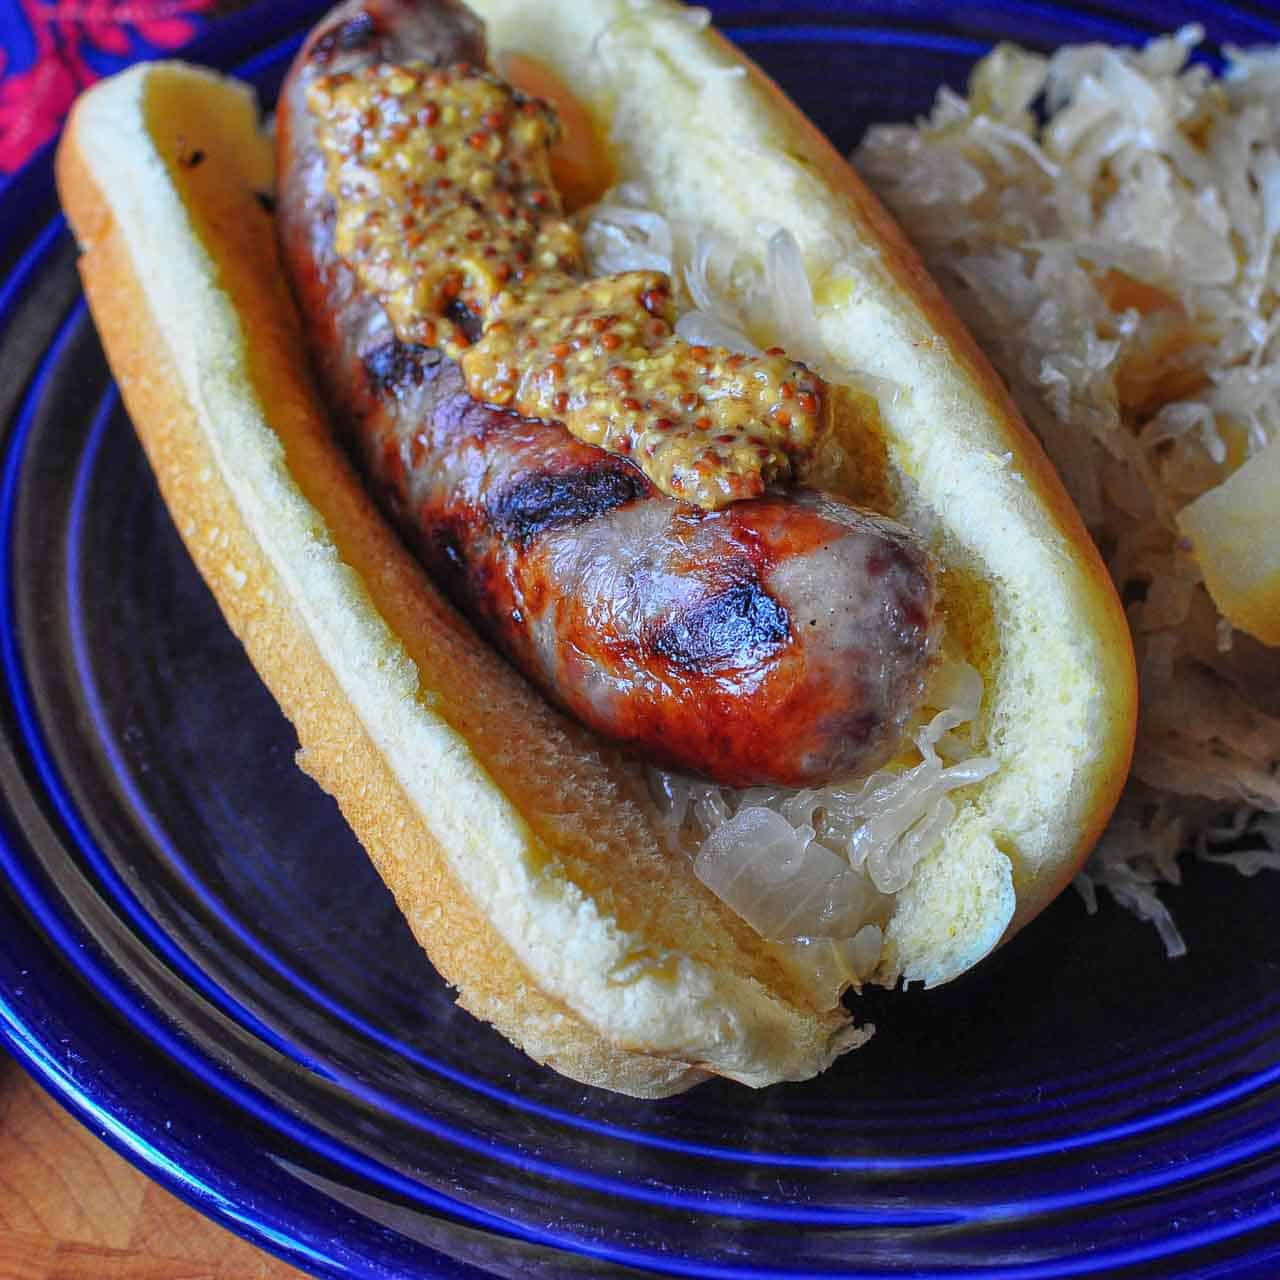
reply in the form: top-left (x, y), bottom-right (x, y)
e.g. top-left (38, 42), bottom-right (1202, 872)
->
top-left (275, 0), bottom-right (938, 787)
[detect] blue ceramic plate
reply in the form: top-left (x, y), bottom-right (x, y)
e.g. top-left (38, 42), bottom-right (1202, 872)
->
top-left (4, 3), bottom-right (1280, 1276)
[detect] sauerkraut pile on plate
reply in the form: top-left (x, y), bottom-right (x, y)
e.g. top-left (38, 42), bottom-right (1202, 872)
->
top-left (856, 26), bottom-right (1280, 954)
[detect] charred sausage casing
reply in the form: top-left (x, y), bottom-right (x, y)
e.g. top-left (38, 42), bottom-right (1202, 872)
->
top-left (275, 0), bottom-right (939, 788)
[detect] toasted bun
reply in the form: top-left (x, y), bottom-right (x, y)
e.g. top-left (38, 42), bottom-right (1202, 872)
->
top-left (55, 1), bottom-right (1135, 1096)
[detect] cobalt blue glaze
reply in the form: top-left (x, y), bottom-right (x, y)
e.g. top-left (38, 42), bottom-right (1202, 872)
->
top-left (3, 3), bottom-right (1280, 1276)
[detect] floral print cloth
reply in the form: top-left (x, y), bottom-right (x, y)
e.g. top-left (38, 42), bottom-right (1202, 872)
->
top-left (0, 0), bottom-right (215, 179)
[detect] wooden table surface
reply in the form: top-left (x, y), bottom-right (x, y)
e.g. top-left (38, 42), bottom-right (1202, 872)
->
top-left (0, 1053), bottom-right (307, 1280)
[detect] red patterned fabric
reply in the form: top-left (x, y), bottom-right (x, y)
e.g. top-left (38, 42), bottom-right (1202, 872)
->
top-left (0, 0), bottom-right (214, 175)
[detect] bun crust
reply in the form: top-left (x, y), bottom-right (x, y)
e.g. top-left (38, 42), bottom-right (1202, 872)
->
top-left (55, 1), bottom-right (1135, 1095)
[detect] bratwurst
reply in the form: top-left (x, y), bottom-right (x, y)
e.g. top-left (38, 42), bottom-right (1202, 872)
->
top-left (275, 0), bottom-right (938, 788)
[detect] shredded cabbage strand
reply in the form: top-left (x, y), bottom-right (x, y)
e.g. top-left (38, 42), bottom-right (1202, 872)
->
top-left (652, 659), bottom-right (994, 986)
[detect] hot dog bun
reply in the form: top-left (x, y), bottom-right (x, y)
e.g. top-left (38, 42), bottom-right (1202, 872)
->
top-left (55, 0), bottom-right (1136, 1096)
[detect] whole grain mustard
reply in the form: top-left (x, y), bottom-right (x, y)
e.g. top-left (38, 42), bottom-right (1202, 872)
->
top-left (310, 60), bottom-right (830, 509)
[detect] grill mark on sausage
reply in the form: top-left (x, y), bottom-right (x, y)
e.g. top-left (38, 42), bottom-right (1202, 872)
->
top-left (488, 465), bottom-right (650, 545)
top-left (651, 578), bottom-right (790, 670)
top-left (362, 338), bottom-right (443, 395)
top-left (867, 541), bottom-right (932, 629)
top-left (417, 518), bottom-right (470, 597)
top-left (444, 298), bottom-right (484, 346)
top-left (842, 709), bottom-right (882, 749)
top-left (311, 10), bottom-right (379, 62)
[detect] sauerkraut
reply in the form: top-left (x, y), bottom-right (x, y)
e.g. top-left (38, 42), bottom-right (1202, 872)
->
top-left (645, 653), bottom-right (992, 999)
top-left (654, 657), bottom-right (989, 885)
top-left (856, 27), bottom-right (1280, 952)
